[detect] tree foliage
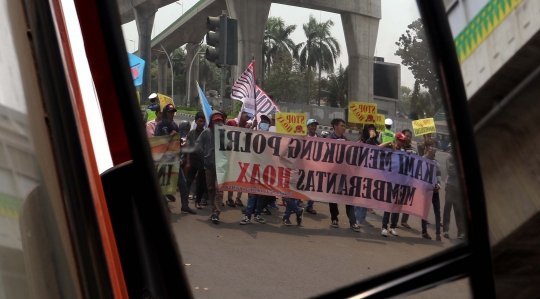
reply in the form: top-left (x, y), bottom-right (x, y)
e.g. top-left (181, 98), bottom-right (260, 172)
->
top-left (395, 19), bottom-right (441, 116)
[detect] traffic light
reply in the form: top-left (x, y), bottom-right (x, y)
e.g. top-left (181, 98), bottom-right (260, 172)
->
top-left (205, 14), bottom-right (237, 66)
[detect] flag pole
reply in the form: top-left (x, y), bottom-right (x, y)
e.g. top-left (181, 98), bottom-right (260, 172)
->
top-left (252, 54), bottom-right (257, 113)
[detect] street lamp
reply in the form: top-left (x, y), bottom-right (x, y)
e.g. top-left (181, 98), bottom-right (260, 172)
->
top-left (154, 45), bottom-right (174, 101)
top-left (175, 1), bottom-right (184, 15)
top-left (125, 39), bottom-right (135, 52)
top-left (187, 45), bottom-right (205, 107)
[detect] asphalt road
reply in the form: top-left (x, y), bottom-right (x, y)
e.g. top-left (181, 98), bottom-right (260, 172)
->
top-left (170, 114), bottom-right (468, 299)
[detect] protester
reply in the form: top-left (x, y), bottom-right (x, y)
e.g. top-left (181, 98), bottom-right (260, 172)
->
top-left (303, 118), bottom-right (321, 214)
top-left (224, 110), bottom-right (253, 207)
top-left (325, 118), bottom-right (360, 232)
top-left (185, 112), bottom-right (207, 209)
top-left (154, 104), bottom-right (196, 215)
top-left (355, 124), bottom-right (392, 228)
top-left (417, 133), bottom-right (439, 157)
top-left (282, 198), bottom-right (304, 226)
top-left (380, 118), bottom-right (396, 143)
top-left (146, 109), bottom-right (162, 138)
top-left (196, 110), bottom-right (225, 223)
top-left (268, 114), bottom-right (277, 132)
top-left (239, 114), bottom-right (274, 225)
top-left (421, 140), bottom-right (442, 240)
top-left (143, 92), bottom-right (160, 124)
top-left (443, 147), bottom-right (466, 239)
top-left (398, 129), bottom-right (418, 229)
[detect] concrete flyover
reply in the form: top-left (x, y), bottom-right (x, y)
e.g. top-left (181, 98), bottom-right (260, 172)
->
top-left (123, 0), bottom-right (381, 107)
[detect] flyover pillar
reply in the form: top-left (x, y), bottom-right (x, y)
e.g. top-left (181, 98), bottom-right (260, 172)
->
top-left (158, 53), bottom-right (168, 95)
top-left (225, 0), bottom-right (271, 83)
top-left (341, 12), bottom-right (380, 104)
top-left (134, 6), bottom-right (157, 103)
top-left (185, 43), bottom-right (200, 107)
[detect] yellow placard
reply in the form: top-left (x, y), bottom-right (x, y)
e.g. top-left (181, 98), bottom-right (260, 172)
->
top-left (158, 93), bottom-right (174, 111)
top-left (375, 114), bottom-right (386, 132)
top-left (412, 118), bottom-right (436, 136)
top-left (275, 112), bottom-right (307, 135)
top-left (348, 102), bottom-right (377, 124)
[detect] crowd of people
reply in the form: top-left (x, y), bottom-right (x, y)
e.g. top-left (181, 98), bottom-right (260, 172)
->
top-left (144, 94), bottom-right (466, 241)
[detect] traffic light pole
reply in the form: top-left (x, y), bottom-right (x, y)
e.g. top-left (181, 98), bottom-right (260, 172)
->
top-left (220, 10), bottom-right (227, 110)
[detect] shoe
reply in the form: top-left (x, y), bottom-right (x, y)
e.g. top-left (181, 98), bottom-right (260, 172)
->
top-left (422, 233), bottom-right (432, 239)
top-left (401, 223), bottom-right (411, 229)
top-left (331, 220), bottom-right (339, 228)
top-left (458, 233), bottom-right (465, 239)
top-left (296, 208), bottom-right (304, 225)
top-left (201, 201), bottom-right (208, 206)
top-left (226, 199), bottom-right (236, 207)
top-left (367, 208), bottom-right (376, 214)
top-left (436, 234), bottom-right (441, 241)
top-left (181, 207), bottom-right (197, 215)
top-left (358, 221), bottom-right (374, 227)
top-left (282, 218), bottom-right (292, 226)
top-left (211, 214), bottom-right (220, 223)
top-left (240, 216), bottom-right (250, 225)
top-left (267, 201), bottom-right (279, 210)
top-left (381, 228), bottom-right (388, 237)
top-left (254, 215), bottom-right (266, 224)
top-left (305, 207), bottom-right (317, 214)
top-left (263, 207), bottom-right (272, 215)
top-left (350, 223), bottom-right (361, 232)
top-left (195, 203), bottom-right (202, 209)
top-left (389, 228), bottom-right (399, 236)
top-left (235, 198), bottom-right (244, 207)
top-left (443, 231), bottom-right (449, 238)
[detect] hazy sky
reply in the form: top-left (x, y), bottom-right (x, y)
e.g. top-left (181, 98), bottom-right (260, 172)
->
top-left (122, 0), bottom-right (421, 88)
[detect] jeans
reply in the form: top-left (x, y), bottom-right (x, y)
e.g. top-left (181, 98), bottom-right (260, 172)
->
top-left (283, 198), bottom-right (303, 218)
top-left (443, 185), bottom-right (465, 235)
top-left (401, 213), bottom-right (410, 223)
top-left (205, 170), bottom-right (223, 214)
top-left (329, 203), bottom-right (356, 225)
top-left (422, 192), bottom-right (441, 234)
top-left (245, 194), bottom-right (267, 219)
top-left (382, 212), bottom-right (399, 229)
top-left (354, 206), bottom-right (368, 223)
top-left (186, 166), bottom-right (207, 204)
top-left (177, 167), bottom-right (189, 209)
top-left (306, 200), bottom-right (314, 209)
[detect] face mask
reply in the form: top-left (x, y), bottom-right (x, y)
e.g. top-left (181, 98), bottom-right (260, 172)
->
top-left (259, 123), bottom-right (270, 131)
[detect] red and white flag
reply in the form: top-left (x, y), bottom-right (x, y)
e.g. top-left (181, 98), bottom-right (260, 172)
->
top-left (231, 60), bottom-right (256, 103)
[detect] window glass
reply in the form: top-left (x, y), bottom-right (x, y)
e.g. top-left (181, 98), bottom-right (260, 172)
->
top-left (108, 0), bottom-right (470, 297)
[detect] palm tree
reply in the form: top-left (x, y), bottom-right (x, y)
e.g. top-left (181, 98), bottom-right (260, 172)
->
top-left (325, 64), bottom-right (348, 107)
top-left (263, 17), bottom-right (298, 83)
top-left (299, 15), bottom-right (341, 106)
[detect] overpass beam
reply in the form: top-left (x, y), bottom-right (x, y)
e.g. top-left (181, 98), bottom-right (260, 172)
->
top-left (158, 53), bottom-right (168, 95)
top-left (134, 6), bottom-right (157, 102)
top-left (226, 0), bottom-right (272, 83)
top-left (341, 12), bottom-right (380, 104)
top-left (185, 43), bottom-right (200, 107)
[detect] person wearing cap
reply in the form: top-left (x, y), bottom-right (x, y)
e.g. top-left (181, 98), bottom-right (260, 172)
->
top-left (325, 118), bottom-right (360, 232)
top-left (143, 92), bottom-right (160, 124)
top-left (196, 110), bottom-right (226, 223)
top-left (300, 118), bottom-right (321, 214)
top-left (420, 140), bottom-right (442, 241)
top-left (379, 131), bottom-right (414, 237)
top-left (154, 104), bottom-right (197, 216)
top-left (224, 110), bottom-right (253, 208)
top-left (185, 111), bottom-right (208, 209)
top-left (380, 118), bottom-right (396, 144)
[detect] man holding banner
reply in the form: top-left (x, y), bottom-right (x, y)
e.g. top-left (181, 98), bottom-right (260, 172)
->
top-left (196, 110), bottom-right (226, 223)
top-left (326, 118), bottom-right (360, 232)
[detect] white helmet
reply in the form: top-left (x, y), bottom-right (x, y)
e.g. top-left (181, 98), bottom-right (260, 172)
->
top-left (148, 93), bottom-right (158, 100)
top-left (385, 118), bottom-right (393, 125)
